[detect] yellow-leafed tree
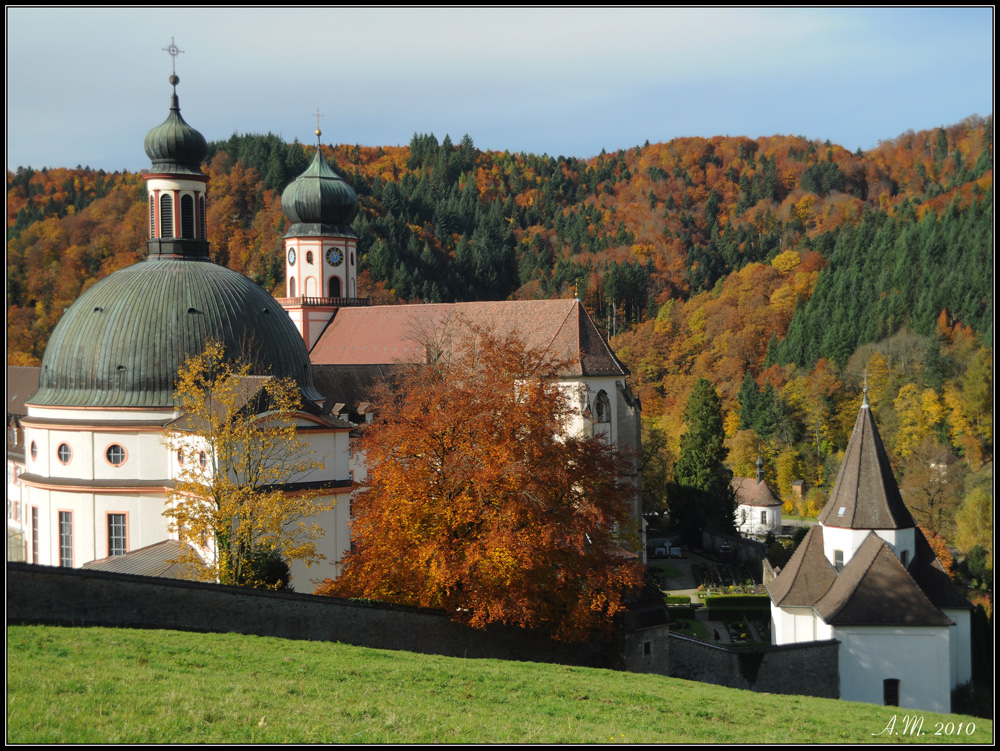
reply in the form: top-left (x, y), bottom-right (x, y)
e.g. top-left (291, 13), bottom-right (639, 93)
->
top-left (163, 341), bottom-right (332, 589)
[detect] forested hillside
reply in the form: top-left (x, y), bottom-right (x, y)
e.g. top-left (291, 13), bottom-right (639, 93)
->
top-left (6, 117), bottom-right (993, 588)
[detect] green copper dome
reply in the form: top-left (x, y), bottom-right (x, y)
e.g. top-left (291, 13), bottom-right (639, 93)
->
top-left (144, 80), bottom-right (208, 175)
top-left (29, 258), bottom-right (323, 408)
top-left (281, 147), bottom-right (358, 237)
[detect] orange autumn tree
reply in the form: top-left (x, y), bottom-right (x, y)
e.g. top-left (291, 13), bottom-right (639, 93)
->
top-left (316, 322), bottom-right (643, 642)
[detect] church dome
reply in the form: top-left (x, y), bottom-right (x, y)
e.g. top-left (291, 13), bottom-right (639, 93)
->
top-left (29, 257), bottom-right (323, 408)
top-left (143, 75), bottom-right (208, 175)
top-left (281, 146), bottom-right (358, 237)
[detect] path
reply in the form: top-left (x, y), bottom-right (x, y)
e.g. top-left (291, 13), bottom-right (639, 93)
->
top-left (647, 551), bottom-right (732, 645)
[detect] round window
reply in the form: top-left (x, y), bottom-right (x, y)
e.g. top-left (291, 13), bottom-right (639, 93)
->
top-left (30, 441), bottom-right (37, 460)
top-left (106, 444), bottom-right (126, 466)
top-left (57, 443), bottom-right (72, 464)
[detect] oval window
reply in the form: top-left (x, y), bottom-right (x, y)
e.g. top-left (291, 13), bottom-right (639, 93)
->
top-left (106, 444), bottom-right (127, 466)
top-left (57, 443), bottom-right (72, 464)
top-left (199, 451), bottom-right (207, 469)
top-left (176, 448), bottom-right (184, 465)
top-left (30, 441), bottom-right (38, 460)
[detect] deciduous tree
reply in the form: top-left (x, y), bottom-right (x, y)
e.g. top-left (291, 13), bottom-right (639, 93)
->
top-left (164, 341), bottom-right (331, 589)
top-left (317, 323), bottom-right (643, 642)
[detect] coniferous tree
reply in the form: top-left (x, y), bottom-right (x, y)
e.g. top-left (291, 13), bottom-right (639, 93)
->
top-left (672, 378), bottom-right (735, 537)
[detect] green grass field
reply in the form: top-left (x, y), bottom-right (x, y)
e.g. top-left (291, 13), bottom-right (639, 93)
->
top-left (6, 625), bottom-right (992, 744)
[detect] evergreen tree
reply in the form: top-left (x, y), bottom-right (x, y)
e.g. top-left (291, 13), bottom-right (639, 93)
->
top-left (673, 379), bottom-right (735, 536)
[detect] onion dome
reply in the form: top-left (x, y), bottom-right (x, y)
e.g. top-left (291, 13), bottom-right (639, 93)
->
top-left (143, 74), bottom-right (208, 175)
top-left (281, 145), bottom-right (358, 238)
top-left (29, 258), bottom-right (323, 408)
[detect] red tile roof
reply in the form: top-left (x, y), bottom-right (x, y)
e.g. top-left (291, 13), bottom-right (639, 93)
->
top-left (308, 299), bottom-right (628, 377)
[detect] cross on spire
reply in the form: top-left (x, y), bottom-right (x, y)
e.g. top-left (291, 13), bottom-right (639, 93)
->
top-left (163, 37), bottom-right (184, 75)
top-left (314, 108), bottom-right (324, 145)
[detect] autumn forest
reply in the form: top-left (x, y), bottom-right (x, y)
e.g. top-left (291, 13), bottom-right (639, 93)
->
top-left (6, 116), bottom-right (993, 591)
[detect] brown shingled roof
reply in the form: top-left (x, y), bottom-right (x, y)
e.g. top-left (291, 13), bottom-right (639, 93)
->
top-left (308, 300), bottom-right (628, 377)
top-left (910, 527), bottom-right (972, 612)
top-left (818, 403), bottom-right (915, 530)
top-left (766, 525), bottom-right (837, 607)
top-left (732, 476), bottom-right (782, 507)
top-left (814, 532), bottom-right (953, 627)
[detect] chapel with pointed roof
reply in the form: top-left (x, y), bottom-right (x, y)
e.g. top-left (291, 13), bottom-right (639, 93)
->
top-left (766, 391), bottom-right (972, 713)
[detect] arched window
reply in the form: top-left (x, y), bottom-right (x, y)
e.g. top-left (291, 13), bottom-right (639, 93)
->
top-left (199, 195), bottom-right (206, 238)
top-left (306, 250), bottom-right (314, 265)
top-left (149, 198), bottom-right (155, 238)
top-left (328, 276), bottom-right (341, 298)
top-left (305, 277), bottom-right (316, 296)
top-left (180, 195), bottom-right (195, 239)
top-left (289, 276), bottom-right (296, 298)
top-left (159, 194), bottom-right (174, 239)
top-left (595, 391), bottom-right (611, 423)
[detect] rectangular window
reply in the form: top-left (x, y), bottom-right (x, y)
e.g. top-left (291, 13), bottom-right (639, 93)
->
top-left (834, 549), bottom-right (844, 572)
top-left (760, 510), bottom-right (767, 525)
top-left (31, 507), bottom-right (39, 564)
top-left (108, 513), bottom-right (127, 557)
top-left (59, 511), bottom-right (73, 567)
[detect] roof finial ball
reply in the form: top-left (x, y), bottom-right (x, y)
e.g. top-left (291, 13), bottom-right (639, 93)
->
top-left (163, 37), bottom-right (183, 92)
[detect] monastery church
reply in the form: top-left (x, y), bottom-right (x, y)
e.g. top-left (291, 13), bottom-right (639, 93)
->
top-left (6, 64), bottom-right (641, 588)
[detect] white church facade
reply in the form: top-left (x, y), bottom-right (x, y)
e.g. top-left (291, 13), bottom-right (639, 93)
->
top-left (7, 58), bottom-right (643, 589)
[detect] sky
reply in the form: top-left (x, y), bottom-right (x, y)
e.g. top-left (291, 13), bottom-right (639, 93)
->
top-left (5, 7), bottom-right (994, 172)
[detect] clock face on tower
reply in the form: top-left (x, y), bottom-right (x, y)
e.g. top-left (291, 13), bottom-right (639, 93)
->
top-left (288, 248), bottom-right (296, 266)
top-left (326, 247), bottom-right (344, 266)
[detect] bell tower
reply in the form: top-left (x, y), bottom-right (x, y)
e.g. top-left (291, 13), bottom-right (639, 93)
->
top-left (279, 114), bottom-right (363, 349)
top-left (143, 38), bottom-right (210, 260)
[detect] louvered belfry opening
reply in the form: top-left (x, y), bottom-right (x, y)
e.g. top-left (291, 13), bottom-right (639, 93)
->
top-left (181, 194), bottom-right (195, 239)
top-left (159, 194), bottom-right (174, 239)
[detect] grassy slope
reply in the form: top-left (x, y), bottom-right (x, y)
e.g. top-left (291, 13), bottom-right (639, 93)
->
top-left (6, 625), bottom-right (992, 744)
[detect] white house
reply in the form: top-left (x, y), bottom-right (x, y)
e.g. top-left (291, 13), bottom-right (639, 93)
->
top-left (766, 391), bottom-right (972, 712)
top-left (733, 454), bottom-right (783, 537)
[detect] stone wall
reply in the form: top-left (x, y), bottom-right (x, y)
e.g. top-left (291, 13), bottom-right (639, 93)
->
top-left (7, 563), bottom-right (649, 670)
top-left (668, 633), bottom-right (839, 698)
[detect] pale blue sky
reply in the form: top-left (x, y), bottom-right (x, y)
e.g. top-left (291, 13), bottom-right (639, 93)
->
top-left (5, 7), bottom-right (994, 172)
